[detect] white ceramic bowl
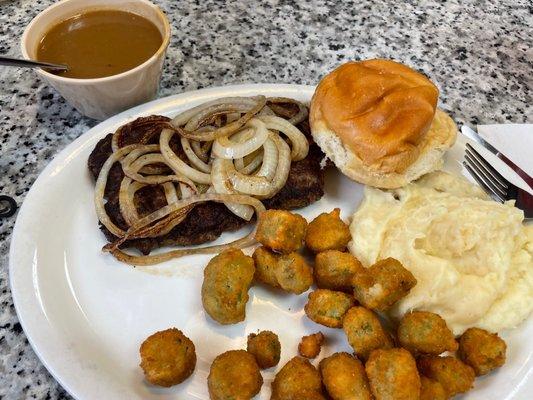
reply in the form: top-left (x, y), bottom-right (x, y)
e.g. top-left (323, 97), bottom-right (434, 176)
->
top-left (21, 0), bottom-right (171, 120)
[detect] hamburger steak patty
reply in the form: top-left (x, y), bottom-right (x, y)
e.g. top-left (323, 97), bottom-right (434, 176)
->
top-left (88, 115), bottom-right (326, 255)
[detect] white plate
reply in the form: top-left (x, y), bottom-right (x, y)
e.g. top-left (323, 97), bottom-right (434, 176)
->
top-left (9, 84), bottom-right (532, 399)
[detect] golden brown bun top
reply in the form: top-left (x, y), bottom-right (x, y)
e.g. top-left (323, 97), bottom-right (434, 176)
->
top-left (310, 59), bottom-right (439, 173)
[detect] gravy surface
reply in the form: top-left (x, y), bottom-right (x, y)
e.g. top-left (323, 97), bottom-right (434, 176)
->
top-left (37, 10), bottom-right (163, 79)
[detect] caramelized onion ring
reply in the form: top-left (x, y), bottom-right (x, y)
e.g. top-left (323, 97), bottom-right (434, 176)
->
top-left (212, 118), bottom-right (269, 159)
top-left (160, 129), bottom-right (212, 184)
top-left (253, 136), bottom-right (278, 180)
top-left (257, 115), bottom-right (309, 161)
top-left (95, 145), bottom-right (137, 237)
top-left (236, 152), bottom-right (263, 174)
top-left (119, 177), bottom-right (144, 226)
top-left (211, 158), bottom-right (255, 220)
top-left (173, 96), bottom-right (266, 142)
top-left (104, 193), bottom-right (265, 266)
top-left (228, 137), bottom-right (279, 197)
top-left (181, 136), bottom-right (212, 173)
top-left (172, 97), bottom-right (260, 126)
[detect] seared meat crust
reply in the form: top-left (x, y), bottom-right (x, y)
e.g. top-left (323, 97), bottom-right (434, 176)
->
top-left (88, 114), bottom-right (325, 254)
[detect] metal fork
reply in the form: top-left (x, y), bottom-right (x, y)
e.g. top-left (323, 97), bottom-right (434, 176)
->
top-left (463, 143), bottom-right (532, 220)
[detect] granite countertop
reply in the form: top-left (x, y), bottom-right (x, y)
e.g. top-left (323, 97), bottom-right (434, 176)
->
top-left (0, 0), bottom-right (531, 398)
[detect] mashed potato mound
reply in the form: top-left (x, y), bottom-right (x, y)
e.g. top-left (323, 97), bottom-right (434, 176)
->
top-left (349, 171), bottom-right (533, 334)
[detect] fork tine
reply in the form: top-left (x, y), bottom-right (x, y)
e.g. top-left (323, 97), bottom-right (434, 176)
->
top-left (465, 148), bottom-right (510, 196)
top-left (465, 143), bottom-right (509, 189)
top-left (463, 161), bottom-right (505, 202)
top-left (464, 153), bottom-right (508, 198)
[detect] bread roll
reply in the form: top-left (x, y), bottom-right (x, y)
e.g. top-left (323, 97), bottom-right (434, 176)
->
top-left (310, 59), bottom-right (457, 188)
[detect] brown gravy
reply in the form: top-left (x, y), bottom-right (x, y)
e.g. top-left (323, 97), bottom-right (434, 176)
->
top-left (37, 9), bottom-right (163, 79)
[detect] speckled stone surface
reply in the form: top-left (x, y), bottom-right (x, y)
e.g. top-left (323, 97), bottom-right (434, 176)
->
top-left (0, 0), bottom-right (531, 398)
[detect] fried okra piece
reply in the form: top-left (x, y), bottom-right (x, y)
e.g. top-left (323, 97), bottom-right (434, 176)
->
top-left (298, 332), bottom-right (324, 359)
top-left (366, 348), bottom-right (421, 400)
top-left (253, 246), bottom-right (313, 294)
top-left (271, 357), bottom-right (325, 400)
top-left (315, 250), bottom-right (365, 292)
top-left (320, 352), bottom-right (373, 400)
top-left (419, 376), bottom-right (447, 400)
top-left (255, 209), bottom-right (307, 253)
top-left (417, 356), bottom-right (475, 397)
top-left (398, 311), bottom-right (458, 355)
top-left (247, 330), bottom-right (281, 369)
top-left (305, 289), bottom-right (355, 328)
top-left (458, 327), bottom-right (507, 376)
top-left (139, 328), bottom-right (196, 387)
top-left (201, 249), bottom-right (255, 325)
top-left (352, 257), bottom-right (416, 311)
top-left (276, 252), bottom-right (314, 294)
top-left (305, 208), bottom-right (351, 253)
top-left (342, 306), bottom-right (393, 360)
top-left (207, 350), bottom-right (263, 400)
top-left (253, 246), bottom-right (279, 287)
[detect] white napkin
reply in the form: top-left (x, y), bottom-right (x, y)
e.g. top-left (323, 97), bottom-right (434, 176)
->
top-left (477, 124), bottom-right (533, 178)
